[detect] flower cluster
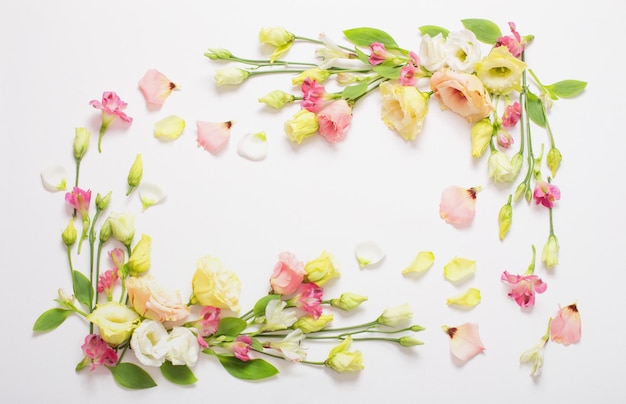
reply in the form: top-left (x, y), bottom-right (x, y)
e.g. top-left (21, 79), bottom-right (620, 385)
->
top-left (34, 106), bottom-right (424, 389)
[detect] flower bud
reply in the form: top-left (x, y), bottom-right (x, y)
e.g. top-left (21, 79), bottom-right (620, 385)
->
top-left (126, 234), bottom-right (152, 276)
top-left (291, 68), bottom-right (331, 85)
top-left (398, 336), bottom-right (424, 347)
top-left (330, 292), bottom-right (368, 311)
top-left (541, 234), bottom-right (559, 269)
top-left (513, 182), bottom-right (526, 202)
top-left (284, 109), bottom-right (319, 144)
top-left (99, 218), bottom-right (112, 243)
top-left (107, 213), bottom-right (135, 246)
top-left (204, 48), bottom-right (233, 60)
top-left (488, 151), bottom-right (516, 183)
top-left (377, 303), bottom-right (412, 326)
top-left (127, 154), bottom-right (143, 195)
top-left (73, 127), bottom-right (90, 161)
top-left (547, 147), bottom-right (562, 178)
top-left (294, 314), bottom-right (334, 333)
top-left (214, 67), bottom-right (251, 86)
top-left (259, 27), bottom-right (295, 48)
top-left (96, 191), bottom-right (112, 211)
top-left (258, 90), bottom-right (295, 109)
top-left (470, 118), bottom-right (493, 158)
top-left (62, 217), bottom-right (77, 246)
top-left (498, 195), bottom-right (513, 240)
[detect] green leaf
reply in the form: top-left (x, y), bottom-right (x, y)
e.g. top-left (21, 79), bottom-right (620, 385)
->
top-left (353, 47), bottom-right (370, 65)
top-left (33, 308), bottom-right (72, 332)
top-left (109, 363), bottom-right (157, 389)
top-left (526, 91), bottom-right (546, 128)
top-left (160, 361), bottom-right (198, 385)
top-left (215, 317), bottom-right (248, 337)
top-left (216, 354), bottom-right (279, 380)
top-left (253, 294), bottom-right (281, 318)
top-left (72, 270), bottom-right (93, 307)
top-left (373, 64), bottom-right (401, 79)
top-left (418, 25), bottom-right (449, 39)
top-left (343, 27), bottom-right (399, 48)
top-left (342, 82), bottom-right (369, 100)
top-left (461, 19), bottom-right (502, 44)
top-left (545, 80), bottom-right (587, 99)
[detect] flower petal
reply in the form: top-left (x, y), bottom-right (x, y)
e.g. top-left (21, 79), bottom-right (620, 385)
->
top-left (354, 240), bottom-right (385, 268)
top-left (196, 120), bottom-right (232, 153)
top-left (237, 131), bottom-right (268, 161)
top-left (439, 185), bottom-right (480, 227)
top-left (40, 166), bottom-right (67, 192)
top-left (443, 323), bottom-right (485, 363)
top-left (154, 115), bottom-right (186, 141)
top-left (402, 251), bottom-right (435, 275)
top-left (446, 287), bottom-right (481, 308)
top-left (550, 303), bottom-right (581, 345)
top-left (138, 69), bottom-right (178, 108)
top-left (138, 182), bottom-right (166, 211)
top-left (443, 257), bottom-right (476, 282)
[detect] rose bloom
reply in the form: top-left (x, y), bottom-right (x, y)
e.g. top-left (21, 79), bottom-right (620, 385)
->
top-left (126, 274), bottom-right (190, 323)
top-left (86, 302), bottom-right (140, 346)
top-left (430, 69), bottom-right (493, 123)
top-left (270, 251), bottom-right (305, 295)
top-left (379, 81), bottom-right (429, 141)
top-left (190, 255), bottom-right (241, 312)
top-left (166, 327), bottom-right (200, 367)
top-left (317, 99), bottom-right (353, 143)
top-left (475, 47), bottom-right (527, 95)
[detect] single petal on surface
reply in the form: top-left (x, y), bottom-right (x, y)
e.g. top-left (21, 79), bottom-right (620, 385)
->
top-left (355, 240), bottom-right (385, 268)
top-left (439, 185), bottom-right (480, 227)
top-left (447, 288), bottom-right (481, 308)
top-left (138, 183), bottom-right (166, 211)
top-left (138, 69), bottom-right (178, 108)
top-left (443, 257), bottom-right (476, 282)
top-left (550, 303), bottom-right (581, 346)
top-left (402, 251), bottom-right (435, 275)
top-left (443, 323), bottom-right (485, 363)
top-left (154, 115), bottom-right (185, 141)
top-left (237, 131), bottom-right (268, 161)
top-left (196, 120), bottom-right (232, 154)
top-left (41, 166), bottom-right (67, 192)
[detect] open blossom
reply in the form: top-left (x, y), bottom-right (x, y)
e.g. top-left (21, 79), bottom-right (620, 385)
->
top-left (291, 282), bottom-right (323, 319)
top-left (131, 319), bottom-right (168, 366)
top-left (325, 335), bottom-right (364, 372)
top-left (502, 101), bottom-right (521, 127)
top-left (488, 150), bottom-right (517, 183)
top-left (89, 91), bottom-right (132, 152)
top-left (259, 27), bottom-right (295, 62)
top-left (304, 250), bottom-right (340, 286)
top-left (399, 52), bottom-right (420, 86)
top-left (126, 274), bottom-right (190, 323)
top-left (106, 212), bottom-right (135, 246)
top-left (475, 46), bottom-right (527, 95)
top-left (496, 22), bottom-right (524, 58)
top-left (284, 109), bottom-right (319, 144)
top-left (262, 299), bottom-right (298, 331)
top-left (439, 186), bottom-right (480, 227)
top-left (443, 322), bottom-right (485, 363)
top-left (193, 306), bottom-right (221, 347)
top-left (267, 329), bottom-right (307, 362)
top-left (533, 180), bottom-right (561, 208)
top-left (431, 69), bottom-right (493, 123)
top-left (80, 334), bottom-right (118, 371)
top-left (191, 255), bottom-right (241, 312)
top-left (444, 30), bottom-right (482, 73)
top-left (230, 335), bottom-right (253, 361)
top-left (270, 251), bottom-right (305, 295)
top-left (301, 78), bottom-right (326, 113)
top-left (138, 69), bottom-right (178, 108)
top-left (550, 303), bottom-right (581, 345)
top-left (97, 268), bottom-right (119, 300)
top-left (380, 81), bottom-right (429, 141)
top-left (166, 327), bottom-right (200, 367)
top-left (65, 187), bottom-right (91, 217)
top-left (317, 99), bottom-right (353, 143)
top-left (87, 302), bottom-right (140, 346)
top-left (419, 33), bottom-right (446, 72)
top-left (501, 271), bottom-right (547, 308)
top-left (315, 32), bottom-right (355, 69)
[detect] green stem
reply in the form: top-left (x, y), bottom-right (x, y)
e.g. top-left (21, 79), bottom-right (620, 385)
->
top-left (97, 125), bottom-right (106, 153)
top-left (308, 320), bottom-right (378, 334)
top-left (74, 159), bottom-right (81, 188)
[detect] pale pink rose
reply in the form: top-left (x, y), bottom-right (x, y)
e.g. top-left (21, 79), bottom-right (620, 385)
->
top-left (443, 323), bottom-right (485, 363)
top-left (430, 69), bottom-right (493, 123)
top-left (317, 99), bottom-right (352, 143)
top-left (550, 303), bottom-right (581, 346)
top-left (138, 69), bottom-right (178, 108)
top-left (439, 186), bottom-right (480, 227)
top-left (126, 275), bottom-right (190, 323)
top-left (270, 252), bottom-right (305, 295)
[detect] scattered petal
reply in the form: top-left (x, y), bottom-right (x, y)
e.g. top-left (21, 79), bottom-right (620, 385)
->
top-left (196, 120), bottom-right (232, 154)
top-left (443, 257), bottom-right (476, 283)
top-left (439, 185), bottom-right (481, 227)
top-left (550, 303), bottom-right (581, 346)
top-left (402, 251), bottom-right (435, 275)
top-left (40, 166), bottom-right (67, 192)
top-left (442, 323), bottom-right (485, 363)
top-left (138, 182), bottom-right (166, 211)
top-left (447, 287), bottom-right (481, 308)
top-left (154, 115), bottom-right (186, 141)
top-left (354, 240), bottom-right (385, 268)
top-left (138, 69), bottom-right (178, 108)
top-left (237, 131), bottom-right (268, 161)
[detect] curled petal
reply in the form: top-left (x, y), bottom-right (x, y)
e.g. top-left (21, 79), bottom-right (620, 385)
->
top-left (354, 240), bottom-right (385, 268)
top-left (550, 303), bottom-right (581, 346)
top-left (196, 120), bottom-right (232, 154)
top-left (138, 182), bottom-right (166, 211)
top-left (402, 251), bottom-right (435, 275)
top-left (443, 323), bottom-right (485, 363)
top-left (447, 288), bottom-right (481, 308)
top-left (41, 166), bottom-right (67, 192)
top-left (138, 69), bottom-right (178, 108)
top-left (443, 257), bottom-right (476, 282)
top-left (154, 115), bottom-right (186, 141)
top-left (237, 132), bottom-right (268, 161)
top-left (439, 186), bottom-right (481, 227)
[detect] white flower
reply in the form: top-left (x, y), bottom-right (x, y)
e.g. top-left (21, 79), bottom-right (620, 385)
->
top-left (130, 320), bottom-right (168, 366)
top-left (237, 132), bottom-right (268, 161)
top-left (520, 336), bottom-right (548, 377)
top-left (268, 328), bottom-right (307, 362)
top-left (419, 33), bottom-right (446, 72)
top-left (315, 33), bottom-right (354, 69)
top-left (40, 166), bottom-right (67, 192)
top-left (262, 299), bottom-right (297, 331)
top-left (445, 30), bottom-right (482, 73)
top-left (166, 327), bottom-right (200, 367)
top-left (377, 303), bottom-right (413, 326)
top-left (488, 151), bottom-right (517, 183)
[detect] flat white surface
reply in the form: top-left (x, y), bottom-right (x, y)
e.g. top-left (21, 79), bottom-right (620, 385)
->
top-left (2, 1), bottom-right (624, 403)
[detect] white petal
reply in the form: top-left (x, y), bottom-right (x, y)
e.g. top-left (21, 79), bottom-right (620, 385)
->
top-left (237, 131), bottom-right (268, 161)
top-left (138, 182), bottom-right (166, 211)
top-left (355, 240), bottom-right (385, 268)
top-left (40, 166), bottom-right (67, 192)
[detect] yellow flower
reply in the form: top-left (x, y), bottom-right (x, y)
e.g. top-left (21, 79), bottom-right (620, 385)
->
top-left (401, 251), bottom-right (435, 275)
top-left (475, 46), bottom-right (527, 95)
top-left (126, 154), bottom-right (143, 195)
top-left (258, 27), bottom-right (295, 63)
top-left (87, 302), bottom-right (140, 346)
top-left (154, 115), bottom-right (185, 141)
top-left (325, 336), bottom-right (364, 373)
top-left (304, 250), bottom-right (340, 286)
top-left (443, 257), bottom-right (476, 282)
top-left (447, 287), bottom-right (482, 308)
top-left (498, 196), bottom-right (513, 240)
top-left (190, 255), bottom-right (241, 312)
top-left (126, 234), bottom-right (151, 276)
top-left (284, 109), bottom-right (319, 144)
top-left (379, 81), bottom-right (429, 141)
top-left (471, 119), bottom-right (494, 158)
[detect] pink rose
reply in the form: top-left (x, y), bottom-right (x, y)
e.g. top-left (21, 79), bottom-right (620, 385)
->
top-left (126, 275), bottom-right (190, 323)
top-left (270, 252), bottom-right (305, 295)
top-left (317, 99), bottom-right (352, 143)
top-left (430, 69), bottom-right (493, 123)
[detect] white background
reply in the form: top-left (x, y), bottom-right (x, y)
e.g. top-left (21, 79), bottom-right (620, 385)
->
top-left (2, 1), bottom-right (625, 403)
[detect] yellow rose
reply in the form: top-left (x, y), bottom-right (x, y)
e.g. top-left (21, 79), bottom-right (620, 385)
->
top-left (380, 81), bottom-right (429, 141)
top-left (126, 275), bottom-right (190, 323)
top-left (190, 256), bottom-right (241, 312)
top-left (87, 302), bottom-right (140, 346)
top-left (430, 68), bottom-right (493, 123)
top-left (475, 46), bottom-right (527, 95)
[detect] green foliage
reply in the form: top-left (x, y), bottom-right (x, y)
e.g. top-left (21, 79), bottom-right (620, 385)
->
top-left (72, 270), bottom-right (93, 307)
top-left (343, 27), bottom-right (399, 49)
top-left (545, 80), bottom-right (587, 99)
top-left (109, 362), bottom-right (157, 389)
top-left (461, 19), bottom-right (502, 44)
top-left (215, 317), bottom-right (248, 337)
top-left (342, 82), bottom-right (369, 100)
top-left (373, 64), bottom-right (401, 79)
top-left (252, 294), bottom-right (280, 318)
top-left (32, 308), bottom-right (72, 332)
top-left (160, 361), bottom-right (198, 385)
top-left (418, 25), bottom-right (449, 38)
top-left (216, 354), bottom-right (279, 380)
top-left (526, 91), bottom-right (546, 128)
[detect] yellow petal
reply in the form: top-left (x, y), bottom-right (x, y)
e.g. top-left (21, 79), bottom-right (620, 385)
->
top-left (402, 251), bottom-right (435, 275)
top-left (154, 115), bottom-right (186, 141)
top-left (447, 287), bottom-right (481, 307)
top-left (443, 257), bottom-right (476, 282)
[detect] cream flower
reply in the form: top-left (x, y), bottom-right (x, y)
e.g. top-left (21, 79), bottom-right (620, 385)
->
top-left (488, 150), bottom-right (517, 183)
top-left (190, 255), bottom-right (241, 312)
top-left (107, 212), bottom-right (135, 246)
top-left (166, 327), bottom-right (200, 367)
top-left (261, 299), bottom-right (298, 331)
top-left (130, 319), bottom-right (168, 366)
top-left (377, 303), bottom-right (412, 326)
top-left (444, 30), bottom-right (482, 73)
top-left (419, 33), bottom-right (446, 72)
top-left (475, 46), bottom-right (527, 95)
top-left (267, 329), bottom-right (307, 362)
top-left (379, 81), bottom-right (429, 141)
top-left (87, 302), bottom-right (140, 346)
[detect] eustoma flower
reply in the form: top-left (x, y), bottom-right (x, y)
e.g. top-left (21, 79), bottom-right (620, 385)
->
top-left (89, 91), bottom-right (133, 152)
top-left (269, 251), bottom-right (305, 295)
top-left (77, 334), bottom-right (118, 371)
top-left (501, 245), bottom-right (547, 308)
top-left (533, 180), bottom-right (561, 208)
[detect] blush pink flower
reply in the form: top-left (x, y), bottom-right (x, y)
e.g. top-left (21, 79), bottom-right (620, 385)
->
top-left (442, 323), bottom-right (485, 363)
top-left (80, 334), bottom-right (118, 371)
top-left (368, 42), bottom-right (389, 65)
top-left (270, 252), bottom-right (306, 295)
top-left (317, 99), bottom-right (353, 143)
top-left (399, 51), bottom-right (420, 86)
top-left (501, 271), bottom-right (547, 308)
top-left (89, 91), bottom-right (133, 152)
top-left (194, 306), bottom-right (221, 348)
top-left (230, 335), bottom-right (252, 361)
top-left (291, 282), bottom-right (323, 319)
top-left (138, 69), bottom-right (178, 108)
top-left (533, 180), bottom-right (561, 208)
top-left (196, 120), bottom-right (232, 154)
top-left (65, 187), bottom-right (92, 217)
top-left (501, 101), bottom-right (521, 127)
top-left (439, 186), bottom-right (481, 227)
top-left (301, 78), bottom-right (326, 113)
top-left (496, 22), bottom-right (524, 58)
top-left (550, 303), bottom-right (581, 346)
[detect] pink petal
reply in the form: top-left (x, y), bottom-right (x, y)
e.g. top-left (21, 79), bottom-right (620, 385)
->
top-left (550, 303), bottom-right (581, 346)
top-left (138, 69), bottom-right (177, 108)
top-left (439, 186), bottom-right (480, 227)
top-left (444, 323), bottom-right (485, 363)
top-left (196, 120), bottom-right (232, 154)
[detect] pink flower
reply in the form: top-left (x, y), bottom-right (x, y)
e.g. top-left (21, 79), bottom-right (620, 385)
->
top-left (108, 248), bottom-right (125, 270)
top-left (196, 120), bottom-right (232, 154)
top-left (501, 271), bottom-right (547, 308)
top-left (231, 335), bottom-right (252, 361)
top-left (368, 42), bottom-right (388, 65)
top-left (533, 180), bottom-right (561, 208)
top-left (399, 51), bottom-right (420, 86)
top-left (195, 306), bottom-right (221, 348)
top-left (439, 186), bottom-right (480, 227)
top-left (270, 252), bottom-right (305, 295)
top-left (443, 323), bottom-right (485, 363)
top-left (89, 91), bottom-right (133, 152)
top-left (81, 334), bottom-right (118, 371)
top-left (496, 128), bottom-right (514, 148)
top-left (501, 101), bottom-right (521, 127)
top-left (65, 186), bottom-right (91, 217)
top-left (97, 268), bottom-right (119, 297)
top-left (317, 99), bottom-right (353, 143)
top-left (550, 303), bottom-right (581, 346)
top-left (138, 69), bottom-right (178, 108)
top-left (293, 282), bottom-right (323, 319)
top-left (301, 78), bottom-right (326, 113)
top-left (496, 22), bottom-right (524, 58)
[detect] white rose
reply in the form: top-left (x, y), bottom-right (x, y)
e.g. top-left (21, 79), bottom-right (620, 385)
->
top-left (130, 320), bottom-right (168, 366)
top-left (445, 30), bottom-right (482, 73)
top-left (419, 33), bottom-right (446, 72)
top-left (166, 327), bottom-right (200, 367)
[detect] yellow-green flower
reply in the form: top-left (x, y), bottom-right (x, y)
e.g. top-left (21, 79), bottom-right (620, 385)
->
top-left (73, 127), bottom-right (90, 161)
top-left (107, 213), bottom-right (135, 246)
top-left (284, 109), bottom-right (319, 144)
top-left (215, 67), bottom-right (250, 86)
top-left (294, 314), bottom-right (334, 333)
top-left (304, 250), bottom-right (340, 286)
top-left (377, 303), bottom-right (412, 326)
top-left (126, 234), bottom-right (151, 276)
top-left (541, 234), bottom-right (559, 269)
top-left (126, 154), bottom-right (143, 195)
top-left (190, 255), bottom-right (241, 312)
top-left (324, 336), bottom-right (364, 373)
top-left (330, 292), bottom-right (368, 311)
top-left (259, 27), bottom-right (295, 62)
top-left (258, 90), bottom-right (295, 109)
top-left (475, 46), bottom-right (527, 95)
top-left (87, 302), bottom-right (140, 346)
top-left (498, 195), bottom-right (513, 240)
top-left (61, 217), bottom-right (77, 247)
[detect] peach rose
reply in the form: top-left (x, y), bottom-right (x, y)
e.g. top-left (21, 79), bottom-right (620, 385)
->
top-left (430, 69), bottom-right (493, 123)
top-left (270, 252), bottom-right (305, 295)
top-left (126, 275), bottom-right (190, 323)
